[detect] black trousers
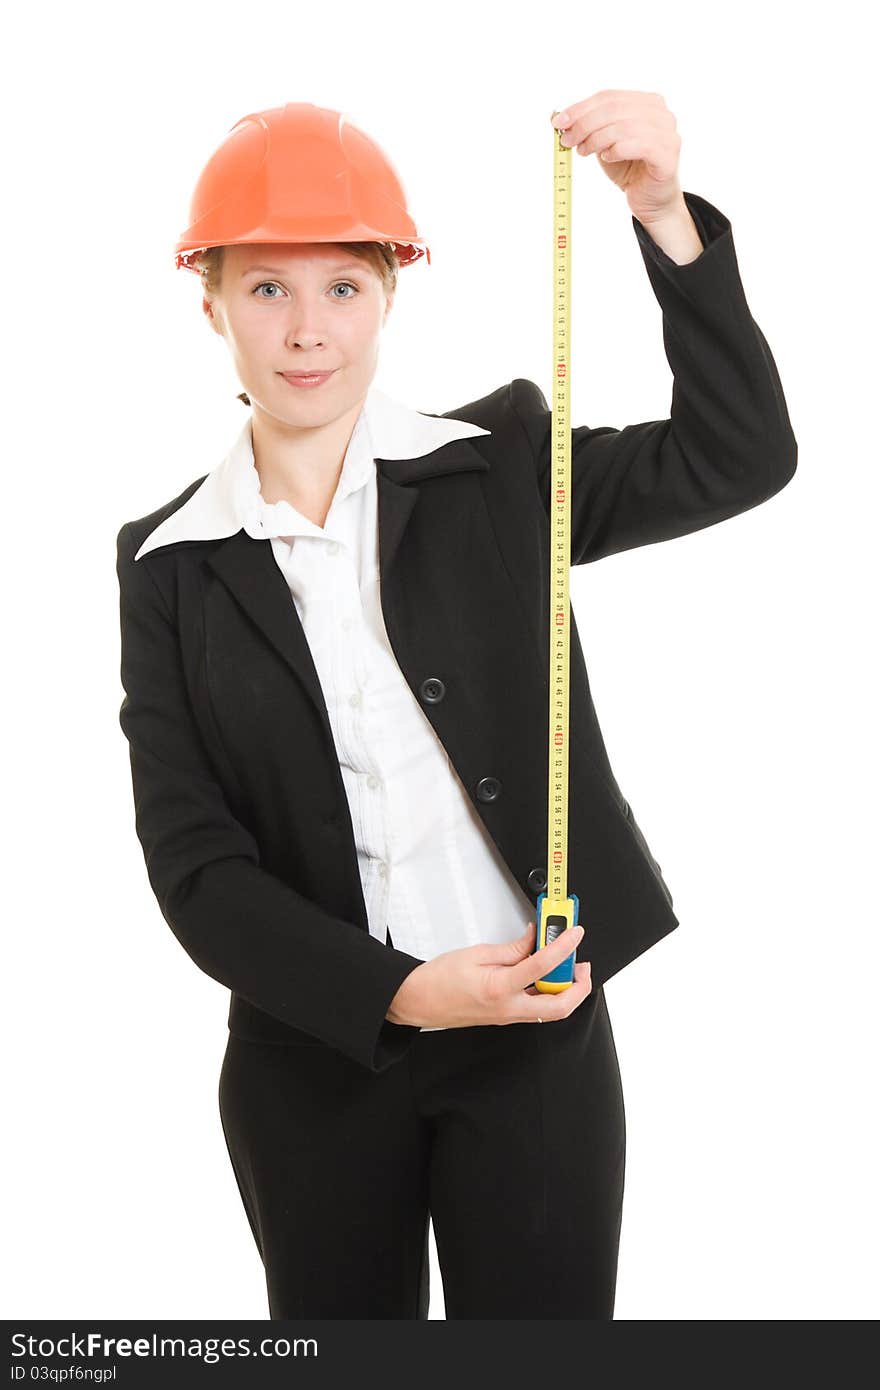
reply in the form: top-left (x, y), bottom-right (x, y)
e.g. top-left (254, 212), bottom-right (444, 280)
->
top-left (218, 928), bottom-right (626, 1319)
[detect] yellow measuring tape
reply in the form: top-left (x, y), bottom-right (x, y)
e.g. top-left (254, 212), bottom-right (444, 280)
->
top-left (535, 119), bottom-right (579, 994)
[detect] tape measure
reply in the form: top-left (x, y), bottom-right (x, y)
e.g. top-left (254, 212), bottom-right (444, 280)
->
top-left (535, 119), bottom-right (580, 994)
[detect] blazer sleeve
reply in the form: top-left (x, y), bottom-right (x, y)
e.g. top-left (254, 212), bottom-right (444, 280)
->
top-left (115, 521), bottom-right (424, 1073)
top-left (508, 189), bottom-right (798, 564)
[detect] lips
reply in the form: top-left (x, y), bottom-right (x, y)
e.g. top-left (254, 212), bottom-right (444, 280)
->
top-left (279, 370), bottom-right (336, 381)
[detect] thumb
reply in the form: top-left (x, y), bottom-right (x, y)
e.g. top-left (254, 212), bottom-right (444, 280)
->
top-left (480, 921), bottom-right (537, 966)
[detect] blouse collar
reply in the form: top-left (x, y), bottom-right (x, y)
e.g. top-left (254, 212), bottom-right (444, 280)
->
top-left (134, 382), bottom-right (492, 561)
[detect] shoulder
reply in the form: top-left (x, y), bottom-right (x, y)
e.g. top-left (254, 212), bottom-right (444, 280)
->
top-left (116, 474), bottom-right (209, 562)
top-left (433, 378), bottom-right (547, 431)
top-left (463, 380), bottom-right (551, 466)
top-left (505, 377), bottom-right (550, 423)
top-left (424, 379), bottom-right (549, 471)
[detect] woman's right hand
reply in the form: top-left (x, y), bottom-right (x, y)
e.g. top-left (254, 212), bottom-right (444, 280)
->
top-left (385, 921), bottom-right (592, 1029)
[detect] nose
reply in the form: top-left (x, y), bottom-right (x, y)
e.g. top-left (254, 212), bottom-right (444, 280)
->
top-left (283, 300), bottom-right (331, 350)
top-left (285, 325), bottom-right (326, 350)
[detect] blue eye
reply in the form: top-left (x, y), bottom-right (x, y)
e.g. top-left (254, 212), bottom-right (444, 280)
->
top-left (251, 280), bottom-right (359, 300)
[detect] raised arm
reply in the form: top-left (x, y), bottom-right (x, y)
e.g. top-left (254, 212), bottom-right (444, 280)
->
top-left (510, 188), bottom-right (797, 565)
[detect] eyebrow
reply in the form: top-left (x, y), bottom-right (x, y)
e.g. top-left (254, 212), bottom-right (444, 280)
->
top-left (240, 261), bottom-right (366, 278)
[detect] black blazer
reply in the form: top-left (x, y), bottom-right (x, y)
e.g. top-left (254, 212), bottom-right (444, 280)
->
top-left (116, 190), bottom-right (797, 1074)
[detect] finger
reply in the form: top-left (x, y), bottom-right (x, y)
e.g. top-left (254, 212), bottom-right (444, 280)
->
top-left (474, 920), bottom-right (537, 967)
top-left (594, 131), bottom-right (681, 177)
top-left (523, 961), bottom-right (591, 998)
top-left (506, 923), bottom-right (584, 993)
top-left (554, 90), bottom-right (669, 126)
top-left (518, 962), bottom-right (592, 1022)
top-left (554, 93), bottom-right (670, 146)
top-left (558, 116), bottom-right (656, 152)
top-left (556, 101), bottom-right (672, 152)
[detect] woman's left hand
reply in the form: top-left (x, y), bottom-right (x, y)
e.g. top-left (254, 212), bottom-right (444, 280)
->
top-left (551, 90), bottom-right (684, 225)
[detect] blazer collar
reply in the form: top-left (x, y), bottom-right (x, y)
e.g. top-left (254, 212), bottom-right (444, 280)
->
top-left (133, 383), bottom-right (492, 561)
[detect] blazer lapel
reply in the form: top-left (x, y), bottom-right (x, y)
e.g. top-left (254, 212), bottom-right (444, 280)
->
top-left (375, 433), bottom-right (490, 569)
top-left (205, 434), bottom-right (491, 735)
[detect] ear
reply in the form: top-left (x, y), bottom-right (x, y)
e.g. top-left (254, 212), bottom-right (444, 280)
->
top-left (203, 296), bottom-right (222, 335)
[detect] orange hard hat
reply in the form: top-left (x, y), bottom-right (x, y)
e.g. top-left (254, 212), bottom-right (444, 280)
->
top-left (174, 102), bottom-right (430, 273)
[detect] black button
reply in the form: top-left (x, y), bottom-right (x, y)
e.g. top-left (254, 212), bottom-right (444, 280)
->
top-left (527, 866), bottom-right (547, 893)
top-left (476, 776), bottom-right (501, 803)
top-left (419, 676), bottom-right (446, 704)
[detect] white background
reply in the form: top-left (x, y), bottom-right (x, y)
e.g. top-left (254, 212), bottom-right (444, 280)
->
top-left (4, 0), bottom-right (876, 1322)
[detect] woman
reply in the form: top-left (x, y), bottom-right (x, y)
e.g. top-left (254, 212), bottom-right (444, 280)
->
top-left (116, 98), bottom-right (797, 1319)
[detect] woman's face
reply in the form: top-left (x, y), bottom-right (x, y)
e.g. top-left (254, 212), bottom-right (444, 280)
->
top-left (204, 242), bottom-right (393, 423)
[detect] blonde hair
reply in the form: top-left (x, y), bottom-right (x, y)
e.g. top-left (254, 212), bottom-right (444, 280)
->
top-left (193, 241), bottom-right (400, 406)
